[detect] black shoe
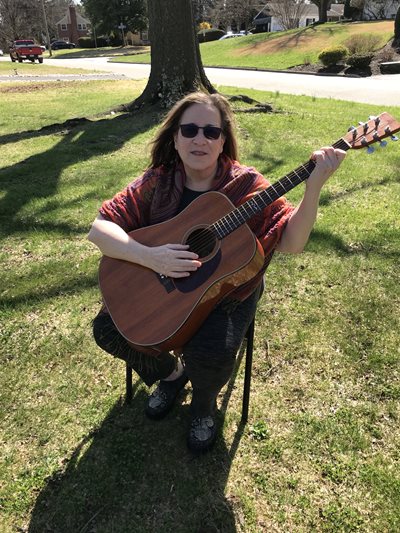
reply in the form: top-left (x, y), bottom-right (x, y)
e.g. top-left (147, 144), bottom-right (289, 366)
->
top-left (187, 415), bottom-right (217, 454)
top-left (145, 372), bottom-right (188, 420)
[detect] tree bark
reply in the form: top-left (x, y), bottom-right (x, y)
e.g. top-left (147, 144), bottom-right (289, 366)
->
top-left (318, 0), bottom-right (330, 23)
top-left (127, 0), bottom-right (215, 110)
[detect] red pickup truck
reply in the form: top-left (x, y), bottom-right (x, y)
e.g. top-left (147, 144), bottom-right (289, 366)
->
top-left (9, 40), bottom-right (44, 64)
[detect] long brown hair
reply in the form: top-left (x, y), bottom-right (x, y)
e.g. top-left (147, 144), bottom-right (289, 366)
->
top-left (150, 92), bottom-right (238, 168)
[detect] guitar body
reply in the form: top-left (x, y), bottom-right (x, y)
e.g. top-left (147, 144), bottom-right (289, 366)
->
top-left (99, 191), bottom-right (265, 354)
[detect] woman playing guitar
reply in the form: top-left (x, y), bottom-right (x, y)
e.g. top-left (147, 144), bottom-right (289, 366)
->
top-left (88, 92), bottom-right (345, 454)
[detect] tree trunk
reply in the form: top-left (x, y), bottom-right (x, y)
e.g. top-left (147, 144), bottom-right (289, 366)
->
top-left (128, 0), bottom-right (215, 110)
top-left (318, 0), bottom-right (330, 23)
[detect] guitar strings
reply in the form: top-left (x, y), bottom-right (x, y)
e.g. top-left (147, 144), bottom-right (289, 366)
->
top-left (183, 141), bottom-right (350, 255)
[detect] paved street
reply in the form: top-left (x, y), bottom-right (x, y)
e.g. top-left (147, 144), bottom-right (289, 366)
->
top-left (1, 56), bottom-right (399, 106)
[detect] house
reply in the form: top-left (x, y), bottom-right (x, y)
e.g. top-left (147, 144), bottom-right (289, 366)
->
top-left (56, 5), bottom-right (91, 44)
top-left (125, 30), bottom-right (150, 46)
top-left (253, 3), bottom-right (344, 32)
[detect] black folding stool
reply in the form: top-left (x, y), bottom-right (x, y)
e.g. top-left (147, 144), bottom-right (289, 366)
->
top-left (125, 317), bottom-right (255, 424)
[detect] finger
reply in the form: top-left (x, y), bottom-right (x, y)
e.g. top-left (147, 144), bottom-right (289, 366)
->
top-left (167, 271), bottom-right (191, 278)
top-left (166, 243), bottom-right (190, 250)
top-left (174, 252), bottom-right (200, 260)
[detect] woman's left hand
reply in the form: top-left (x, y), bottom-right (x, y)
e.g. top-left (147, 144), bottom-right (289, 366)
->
top-left (307, 147), bottom-right (346, 192)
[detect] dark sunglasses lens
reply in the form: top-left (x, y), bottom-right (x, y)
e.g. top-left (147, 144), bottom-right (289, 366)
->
top-left (204, 126), bottom-right (222, 139)
top-left (180, 124), bottom-right (198, 138)
top-left (179, 124), bottom-right (222, 140)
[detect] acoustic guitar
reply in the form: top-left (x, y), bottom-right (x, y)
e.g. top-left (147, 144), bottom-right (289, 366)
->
top-left (99, 113), bottom-right (399, 355)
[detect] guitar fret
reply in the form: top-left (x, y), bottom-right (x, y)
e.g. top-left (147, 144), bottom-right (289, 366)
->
top-left (214, 144), bottom-right (330, 240)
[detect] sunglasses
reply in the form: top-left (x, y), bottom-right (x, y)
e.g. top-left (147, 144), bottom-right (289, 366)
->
top-left (179, 123), bottom-right (223, 140)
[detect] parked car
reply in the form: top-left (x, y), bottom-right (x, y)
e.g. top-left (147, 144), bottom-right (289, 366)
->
top-left (51, 40), bottom-right (76, 50)
top-left (219, 33), bottom-right (247, 40)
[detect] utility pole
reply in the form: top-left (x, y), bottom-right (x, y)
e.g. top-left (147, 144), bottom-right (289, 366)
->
top-left (92, 23), bottom-right (98, 48)
top-left (40, 0), bottom-right (52, 57)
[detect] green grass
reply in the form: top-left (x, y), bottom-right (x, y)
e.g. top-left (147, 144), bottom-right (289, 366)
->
top-left (0, 60), bottom-right (98, 76)
top-left (0, 80), bottom-right (399, 532)
top-left (45, 44), bottom-right (149, 59)
top-left (114, 20), bottom-right (394, 69)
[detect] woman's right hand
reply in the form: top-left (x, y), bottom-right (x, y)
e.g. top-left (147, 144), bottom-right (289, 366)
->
top-left (143, 243), bottom-right (202, 278)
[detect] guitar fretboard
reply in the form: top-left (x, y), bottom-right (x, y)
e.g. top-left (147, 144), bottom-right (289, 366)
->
top-left (211, 138), bottom-right (350, 240)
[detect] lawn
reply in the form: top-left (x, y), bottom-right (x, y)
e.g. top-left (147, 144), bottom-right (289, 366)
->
top-left (115, 20), bottom-right (395, 70)
top-left (0, 79), bottom-right (399, 532)
top-left (0, 60), bottom-right (98, 76)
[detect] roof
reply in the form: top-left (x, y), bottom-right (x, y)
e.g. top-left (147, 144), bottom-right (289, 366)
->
top-left (56, 9), bottom-right (90, 26)
top-left (254, 2), bottom-right (345, 20)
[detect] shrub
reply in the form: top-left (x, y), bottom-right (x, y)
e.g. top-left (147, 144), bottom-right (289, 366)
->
top-left (346, 54), bottom-right (373, 69)
top-left (95, 36), bottom-right (110, 48)
top-left (77, 36), bottom-right (109, 48)
top-left (379, 48), bottom-right (394, 62)
top-left (78, 37), bottom-right (94, 48)
top-left (198, 22), bottom-right (212, 31)
top-left (109, 33), bottom-right (122, 47)
top-left (198, 28), bottom-right (225, 43)
top-left (343, 33), bottom-right (381, 55)
top-left (318, 45), bottom-right (348, 67)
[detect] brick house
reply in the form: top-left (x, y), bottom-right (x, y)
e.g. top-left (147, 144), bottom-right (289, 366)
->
top-left (56, 5), bottom-right (91, 44)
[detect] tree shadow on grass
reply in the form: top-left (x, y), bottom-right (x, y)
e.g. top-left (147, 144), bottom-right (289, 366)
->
top-left (28, 350), bottom-right (249, 533)
top-left (0, 110), bottom-right (160, 238)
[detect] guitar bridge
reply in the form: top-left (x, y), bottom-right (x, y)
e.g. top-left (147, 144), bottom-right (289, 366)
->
top-left (157, 273), bottom-right (175, 293)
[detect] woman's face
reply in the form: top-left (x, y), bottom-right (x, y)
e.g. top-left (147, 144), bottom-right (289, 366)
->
top-left (174, 103), bottom-right (225, 188)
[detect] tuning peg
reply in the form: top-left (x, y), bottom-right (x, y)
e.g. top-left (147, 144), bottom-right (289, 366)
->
top-left (367, 146), bottom-right (375, 154)
top-left (348, 125), bottom-right (356, 131)
top-left (373, 132), bottom-right (387, 148)
top-left (391, 134), bottom-right (398, 141)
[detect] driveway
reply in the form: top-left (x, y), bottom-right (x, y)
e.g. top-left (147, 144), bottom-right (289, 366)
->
top-left (1, 56), bottom-right (399, 106)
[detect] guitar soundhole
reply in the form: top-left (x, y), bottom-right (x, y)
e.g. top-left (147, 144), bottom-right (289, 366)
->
top-left (185, 227), bottom-right (217, 258)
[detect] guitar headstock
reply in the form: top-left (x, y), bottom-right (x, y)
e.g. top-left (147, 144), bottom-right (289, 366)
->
top-left (342, 112), bottom-right (400, 151)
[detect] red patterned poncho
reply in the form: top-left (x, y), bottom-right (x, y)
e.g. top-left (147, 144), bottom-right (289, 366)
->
top-left (99, 154), bottom-right (294, 301)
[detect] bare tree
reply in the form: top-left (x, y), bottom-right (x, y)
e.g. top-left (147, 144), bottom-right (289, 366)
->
top-left (127, 0), bottom-right (215, 110)
top-left (192, 0), bottom-right (215, 25)
top-left (361, 0), bottom-right (397, 19)
top-left (0, 0), bottom-right (70, 45)
top-left (212, 0), bottom-right (259, 32)
top-left (0, 0), bottom-right (41, 42)
top-left (269, 0), bottom-right (309, 31)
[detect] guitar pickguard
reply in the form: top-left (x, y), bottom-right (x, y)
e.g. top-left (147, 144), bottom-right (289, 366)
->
top-left (174, 249), bottom-right (222, 293)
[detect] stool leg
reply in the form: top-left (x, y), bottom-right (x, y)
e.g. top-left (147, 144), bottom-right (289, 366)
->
top-left (126, 363), bottom-right (133, 404)
top-left (241, 318), bottom-right (255, 424)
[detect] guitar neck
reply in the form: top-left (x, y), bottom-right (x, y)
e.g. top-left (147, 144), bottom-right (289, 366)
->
top-left (211, 137), bottom-right (351, 240)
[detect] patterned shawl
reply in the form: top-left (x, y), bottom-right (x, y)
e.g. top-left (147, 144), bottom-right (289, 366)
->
top-left (100, 154), bottom-right (294, 301)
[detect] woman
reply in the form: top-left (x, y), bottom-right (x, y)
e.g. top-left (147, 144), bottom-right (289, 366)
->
top-left (88, 92), bottom-right (345, 454)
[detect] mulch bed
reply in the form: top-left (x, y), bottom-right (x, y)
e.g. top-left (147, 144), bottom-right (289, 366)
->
top-left (287, 41), bottom-right (400, 77)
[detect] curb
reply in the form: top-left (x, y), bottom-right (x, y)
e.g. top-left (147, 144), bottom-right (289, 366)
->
top-left (107, 59), bottom-right (365, 79)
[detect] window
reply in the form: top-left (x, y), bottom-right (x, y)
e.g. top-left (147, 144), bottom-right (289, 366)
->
top-left (61, 23), bottom-right (67, 30)
top-left (78, 23), bottom-right (87, 30)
